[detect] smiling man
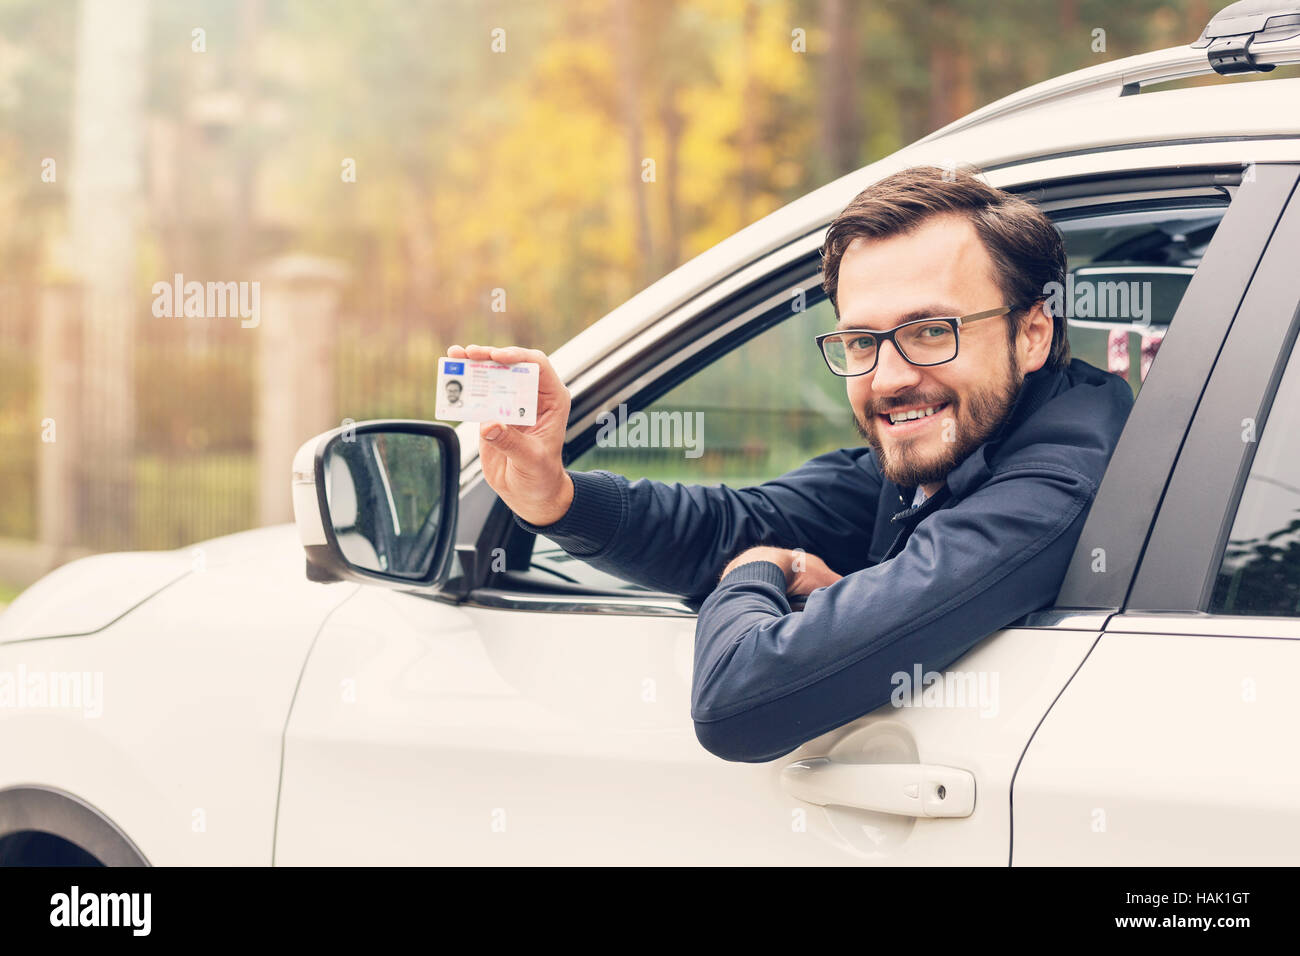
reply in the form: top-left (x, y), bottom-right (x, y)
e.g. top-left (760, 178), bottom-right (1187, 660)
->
top-left (449, 165), bottom-right (1134, 763)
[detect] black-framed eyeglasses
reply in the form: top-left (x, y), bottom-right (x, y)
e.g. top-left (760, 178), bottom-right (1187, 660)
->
top-left (814, 305), bottom-right (1020, 377)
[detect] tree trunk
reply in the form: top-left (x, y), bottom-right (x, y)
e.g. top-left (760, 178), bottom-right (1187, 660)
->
top-left (614, 0), bottom-right (655, 287)
top-left (819, 0), bottom-right (861, 178)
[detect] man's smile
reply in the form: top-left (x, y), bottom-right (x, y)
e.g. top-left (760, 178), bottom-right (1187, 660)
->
top-left (877, 401), bottom-right (950, 432)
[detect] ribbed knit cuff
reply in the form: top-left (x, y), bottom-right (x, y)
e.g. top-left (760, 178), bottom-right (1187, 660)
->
top-left (717, 560), bottom-right (789, 592)
top-left (512, 470), bottom-right (625, 557)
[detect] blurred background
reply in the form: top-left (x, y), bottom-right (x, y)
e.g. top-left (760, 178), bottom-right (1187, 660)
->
top-left (0, 0), bottom-right (1218, 600)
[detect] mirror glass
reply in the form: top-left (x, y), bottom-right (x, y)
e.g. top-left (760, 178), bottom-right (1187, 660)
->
top-left (323, 431), bottom-right (445, 577)
top-left (1063, 266), bottom-right (1195, 329)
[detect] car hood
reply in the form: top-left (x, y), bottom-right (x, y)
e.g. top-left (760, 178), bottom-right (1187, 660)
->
top-left (0, 524), bottom-right (304, 644)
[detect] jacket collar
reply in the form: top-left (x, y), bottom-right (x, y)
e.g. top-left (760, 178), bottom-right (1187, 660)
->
top-left (891, 361), bottom-right (1069, 511)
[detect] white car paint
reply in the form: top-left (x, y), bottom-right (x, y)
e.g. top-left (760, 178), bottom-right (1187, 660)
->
top-left (1014, 620), bottom-right (1300, 864)
top-left (0, 527), bottom-right (357, 864)
top-left (274, 583), bottom-right (1100, 864)
top-left (0, 551), bottom-right (190, 643)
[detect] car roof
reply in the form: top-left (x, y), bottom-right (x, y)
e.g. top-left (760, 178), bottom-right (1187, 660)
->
top-left (918, 28), bottom-right (1300, 143)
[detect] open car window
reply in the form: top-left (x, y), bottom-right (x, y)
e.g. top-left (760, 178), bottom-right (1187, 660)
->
top-left (510, 189), bottom-right (1231, 599)
top-left (1054, 203), bottom-right (1227, 397)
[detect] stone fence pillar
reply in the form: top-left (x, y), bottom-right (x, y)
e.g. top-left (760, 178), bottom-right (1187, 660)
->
top-left (257, 255), bottom-right (349, 527)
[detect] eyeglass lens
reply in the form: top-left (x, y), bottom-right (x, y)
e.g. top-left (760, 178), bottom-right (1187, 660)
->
top-left (822, 320), bottom-right (956, 374)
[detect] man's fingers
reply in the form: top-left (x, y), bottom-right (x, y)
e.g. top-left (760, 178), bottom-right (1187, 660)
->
top-left (788, 553), bottom-right (843, 597)
top-left (462, 345), bottom-right (567, 401)
top-left (455, 343), bottom-right (538, 365)
top-left (486, 345), bottom-right (540, 364)
top-left (480, 421), bottom-right (518, 451)
top-left (442, 344), bottom-right (568, 409)
top-left (487, 346), bottom-right (554, 381)
top-left (483, 418), bottom-right (512, 447)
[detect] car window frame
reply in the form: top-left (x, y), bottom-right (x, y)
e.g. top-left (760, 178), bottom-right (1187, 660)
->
top-left (1124, 164), bottom-right (1300, 614)
top-left (445, 164), bottom-right (1292, 618)
top-left (1046, 163), bottom-right (1300, 615)
top-left (459, 256), bottom-right (825, 617)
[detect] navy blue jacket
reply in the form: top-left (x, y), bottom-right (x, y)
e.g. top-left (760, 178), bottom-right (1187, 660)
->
top-left (514, 358), bottom-right (1134, 762)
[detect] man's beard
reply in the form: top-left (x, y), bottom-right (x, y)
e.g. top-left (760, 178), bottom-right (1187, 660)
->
top-left (854, 349), bottom-right (1025, 490)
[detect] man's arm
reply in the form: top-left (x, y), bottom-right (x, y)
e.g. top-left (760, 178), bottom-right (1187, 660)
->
top-left (689, 461), bottom-right (1098, 763)
top-left (514, 447), bottom-right (882, 598)
top-left (445, 343), bottom-right (882, 597)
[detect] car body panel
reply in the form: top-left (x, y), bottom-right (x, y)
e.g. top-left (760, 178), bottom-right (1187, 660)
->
top-left (0, 526), bottom-right (357, 864)
top-left (0, 552), bottom-right (190, 644)
top-left (276, 581), bottom-right (1101, 864)
top-left (1012, 627), bottom-right (1300, 865)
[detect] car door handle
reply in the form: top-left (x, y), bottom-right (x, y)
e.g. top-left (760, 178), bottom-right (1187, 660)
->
top-left (780, 758), bottom-right (976, 818)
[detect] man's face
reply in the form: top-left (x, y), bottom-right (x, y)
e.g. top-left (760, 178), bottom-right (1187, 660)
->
top-left (445, 381), bottom-right (462, 402)
top-left (835, 213), bottom-right (1043, 490)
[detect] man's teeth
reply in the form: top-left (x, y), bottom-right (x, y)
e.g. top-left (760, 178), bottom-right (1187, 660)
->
top-left (887, 404), bottom-right (943, 424)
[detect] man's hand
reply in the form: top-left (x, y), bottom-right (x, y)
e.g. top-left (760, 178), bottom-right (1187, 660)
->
top-left (445, 344), bottom-right (573, 526)
top-left (721, 547), bottom-right (843, 598)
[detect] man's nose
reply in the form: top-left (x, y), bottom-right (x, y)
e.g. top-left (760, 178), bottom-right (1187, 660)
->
top-left (871, 338), bottom-right (922, 394)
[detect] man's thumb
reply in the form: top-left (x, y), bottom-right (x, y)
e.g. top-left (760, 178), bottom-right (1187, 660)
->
top-left (481, 422), bottom-right (513, 449)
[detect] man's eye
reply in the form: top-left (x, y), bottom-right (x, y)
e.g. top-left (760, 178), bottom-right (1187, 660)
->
top-left (847, 336), bottom-right (876, 351)
top-left (919, 324), bottom-right (952, 338)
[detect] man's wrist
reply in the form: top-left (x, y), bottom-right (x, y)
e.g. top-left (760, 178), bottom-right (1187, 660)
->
top-left (511, 470), bottom-right (625, 558)
top-left (721, 546), bottom-right (793, 584)
top-left (718, 560), bottom-right (790, 591)
top-left (515, 471), bottom-right (575, 527)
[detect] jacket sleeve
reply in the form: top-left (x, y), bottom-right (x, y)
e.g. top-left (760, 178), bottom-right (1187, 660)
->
top-left (512, 448), bottom-right (882, 599)
top-left (690, 460), bottom-right (1099, 763)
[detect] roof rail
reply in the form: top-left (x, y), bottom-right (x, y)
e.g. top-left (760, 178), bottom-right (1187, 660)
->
top-left (917, 1), bottom-right (1300, 146)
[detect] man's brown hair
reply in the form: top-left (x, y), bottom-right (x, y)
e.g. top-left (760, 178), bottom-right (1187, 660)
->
top-left (820, 165), bottom-right (1071, 371)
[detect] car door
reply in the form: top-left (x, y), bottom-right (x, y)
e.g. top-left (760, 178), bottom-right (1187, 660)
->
top-left (274, 161), bottom-right (1294, 865)
top-left (1012, 168), bottom-right (1300, 864)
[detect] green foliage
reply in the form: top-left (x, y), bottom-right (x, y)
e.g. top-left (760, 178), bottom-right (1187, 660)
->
top-left (0, 0), bottom-right (1223, 552)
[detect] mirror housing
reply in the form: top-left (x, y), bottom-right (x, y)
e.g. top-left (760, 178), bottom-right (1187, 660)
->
top-left (292, 420), bottom-right (460, 587)
top-left (1059, 265), bottom-right (1194, 330)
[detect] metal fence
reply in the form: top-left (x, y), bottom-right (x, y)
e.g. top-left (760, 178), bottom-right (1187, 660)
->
top-left (0, 270), bottom-right (456, 571)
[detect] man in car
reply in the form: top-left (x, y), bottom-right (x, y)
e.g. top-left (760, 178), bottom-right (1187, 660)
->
top-left (446, 165), bottom-right (1134, 762)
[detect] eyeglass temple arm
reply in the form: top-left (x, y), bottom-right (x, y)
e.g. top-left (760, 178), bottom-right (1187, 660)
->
top-left (957, 305), bottom-right (1015, 326)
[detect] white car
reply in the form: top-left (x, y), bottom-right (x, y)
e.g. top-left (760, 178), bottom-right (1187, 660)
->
top-left (3, 2), bottom-right (1300, 865)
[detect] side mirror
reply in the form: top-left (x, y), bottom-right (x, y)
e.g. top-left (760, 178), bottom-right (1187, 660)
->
top-left (291, 420), bottom-right (460, 587)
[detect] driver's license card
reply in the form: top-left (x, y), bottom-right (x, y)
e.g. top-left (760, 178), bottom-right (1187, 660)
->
top-left (436, 358), bottom-right (539, 426)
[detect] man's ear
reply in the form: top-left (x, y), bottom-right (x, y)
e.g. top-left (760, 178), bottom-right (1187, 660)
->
top-left (1018, 300), bottom-right (1053, 374)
